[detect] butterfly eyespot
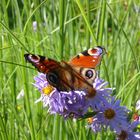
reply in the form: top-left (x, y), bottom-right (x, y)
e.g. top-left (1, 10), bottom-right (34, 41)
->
top-left (46, 72), bottom-right (59, 87)
top-left (85, 70), bottom-right (94, 79)
top-left (81, 68), bottom-right (96, 81)
top-left (29, 54), bottom-right (40, 62)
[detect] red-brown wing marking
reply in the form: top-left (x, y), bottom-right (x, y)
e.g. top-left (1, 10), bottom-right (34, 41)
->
top-left (69, 46), bottom-right (105, 68)
top-left (24, 54), bottom-right (60, 73)
top-left (24, 54), bottom-right (76, 91)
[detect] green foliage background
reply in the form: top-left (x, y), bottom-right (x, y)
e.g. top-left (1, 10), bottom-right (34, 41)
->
top-left (0, 0), bottom-right (140, 139)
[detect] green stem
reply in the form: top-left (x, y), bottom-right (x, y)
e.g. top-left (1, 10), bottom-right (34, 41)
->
top-left (21, 50), bottom-right (35, 140)
top-left (75, 0), bottom-right (97, 45)
top-left (97, 0), bottom-right (106, 45)
top-left (59, 0), bottom-right (65, 60)
top-left (86, 0), bottom-right (90, 48)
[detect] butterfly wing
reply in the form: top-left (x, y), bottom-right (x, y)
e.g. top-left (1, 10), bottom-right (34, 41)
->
top-left (69, 46), bottom-right (105, 68)
top-left (24, 54), bottom-right (88, 91)
top-left (24, 54), bottom-right (60, 73)
top-left (24, 49), bottom-right (104, 97)
top-left (24, 54), bottom-right (74, 91)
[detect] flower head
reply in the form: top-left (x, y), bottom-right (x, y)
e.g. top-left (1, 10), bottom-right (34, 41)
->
top-left (87, 117), bottom-right (102, 132)
top-left (92, 98), bottom-right (129, 131)
top-left (50, 90), bottom-right (88, 118)
top-left (33, 73), bottom-right (114, 119)
top-left (32, 21), bottom-right (37, 31)
top-left (31, 69), bottom-right (139, 138)
top-left (116, 121), bottom-right (140, 140)
top-left (33, 73), bottom-right (89, 118)
top-left (87, 77), bottom-right (113, 110)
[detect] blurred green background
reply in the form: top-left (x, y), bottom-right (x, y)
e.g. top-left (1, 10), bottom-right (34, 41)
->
top-left (0, 0), bottom-right (140, 139)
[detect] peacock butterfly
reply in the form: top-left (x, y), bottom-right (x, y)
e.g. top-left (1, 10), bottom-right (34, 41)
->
top-left (24, 46), bottom-right (105, 97)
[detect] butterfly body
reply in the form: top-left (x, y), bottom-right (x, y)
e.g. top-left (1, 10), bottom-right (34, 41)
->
top-left (24, 46), bottom-right (105, 97)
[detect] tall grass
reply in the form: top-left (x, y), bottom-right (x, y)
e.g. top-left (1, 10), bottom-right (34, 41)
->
top-left (0, 0), bottom-right (140, 139)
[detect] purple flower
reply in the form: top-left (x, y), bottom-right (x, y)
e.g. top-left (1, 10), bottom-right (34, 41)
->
top-left (91, 98), bottom-right (129, 132)
top-left (33, 73), bottom-right (56, 107)
top-left (33, 73), bottom-right (49, 92)
top-left (33, 73), bottom-right (114, 119)
top-left (31, 70), bottom-right (140, 138)
top-left (87, 77), bottom-right (113, 110)
top-left (116, 121), bottom-right (140, 140)
top-left (33, 73), bottom-right (88, 118)
top-left (50, 90), bottom-right (88, 118)
top-left (32, 21), bottom-right (37, 31)
top-left (87, 117), bottom-right (102, 132)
